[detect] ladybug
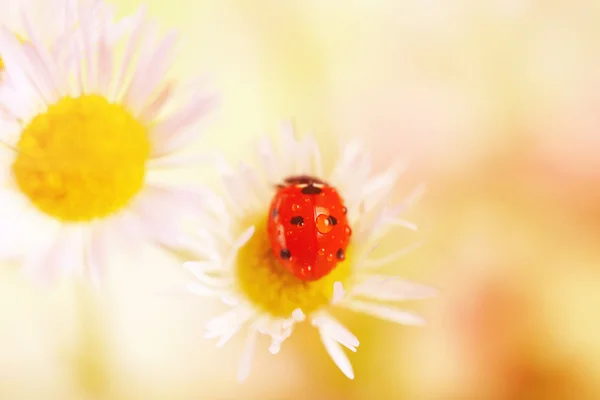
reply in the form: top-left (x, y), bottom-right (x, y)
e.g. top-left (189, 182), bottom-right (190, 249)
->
top-left (267, 175), bottom-right (352, 281)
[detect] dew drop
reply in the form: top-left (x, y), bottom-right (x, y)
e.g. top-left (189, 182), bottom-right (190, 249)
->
top-left (345, 225), bottom-right (352, 236)
top-left (316, 214), bottom-right (333, 234)
top-left (326, 253), bottom-right (334, 262)
top-left (318, 247), bottom-right (325, 256)
top-left (292, 204), bottom-right (301, 212)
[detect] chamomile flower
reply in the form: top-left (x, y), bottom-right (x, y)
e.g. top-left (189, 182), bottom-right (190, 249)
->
top-left (0, 0), bottom-right (215, 284)
top-left (182, 123), bottom-right (437, 381)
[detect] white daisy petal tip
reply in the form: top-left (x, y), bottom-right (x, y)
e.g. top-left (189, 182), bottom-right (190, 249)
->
top-left (291, 308), bottom-right (306, 322)
top-left (268, 340), bottom-right (282, 355)
top-left (332, 281), bottom-right (346, 304)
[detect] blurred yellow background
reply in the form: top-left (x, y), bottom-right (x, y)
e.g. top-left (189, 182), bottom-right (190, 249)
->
top-left (2, 0), bottom-right (600, 399)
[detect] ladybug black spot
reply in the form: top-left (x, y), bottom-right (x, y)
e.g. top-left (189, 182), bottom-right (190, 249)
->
top-left (280, 249), bottom-right (291, 260)
top-left (328, 216), bottom-right (338, 226)
top-left (336, 248), bottom-right (345, 260)
top-left (290, 216), bottom-right (304, 226)
top-left (301, 184), bottom-right (322, 195)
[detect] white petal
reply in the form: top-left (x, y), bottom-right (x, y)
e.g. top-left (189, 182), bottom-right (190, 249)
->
top-left (151, 92), bottom-right (216, 156)
top-left (205, 306), bottom-right (256, 347)
top-left (138, 80), bottom-right (175, 122)
top-left (390, 217), bottom-right (418, 231)
top-left (319, 330), bottom-right (355, 379)
top-left (85, 222), bottom-right (111, 287)
top-left (220, 171), bottom-right (255, 216)
top-left (362, 241), bottom-right (424, 269)
top-left (349, 275), bottom-right (438, 302)
top-left (340, 300), bottom-right (426, 326)
top-left (360, 161), bottom-right (406, 213)
top-left (0, 27), bottom-right (47, 106)
top-left (401, 182), bottom-right (427, 211)
top-left (183, 260), bottom-right (225, 274)
top-left (21, 12), bottom-right (65, 98)
top-left (147, 152), bottom-right (215, 170)
top-left (256, 135), bottom-right (279, 183)
top-left (175, 234), bottom-right (221, 261)
top-left (183, 261), bottom-right (231, 288)
top-left (124, 30), bottom-right (178, 114)
top-left (237, 328), bottom-right (258, 382)
top-left (96, 36), bottom-right (114, 95)
top-left (111, 5), bottom-right (147, 100)
top-left (21, 225), bottom-right (85, 283)
top-left (224, 225), bottom-right (255, 267)
top-left (111, 211), bottom-right (146, 256)
top-left (76, 0), bottom-right (96, 94)
top-left (332, 281), bottom-right (346, 304)
top-left (185, 282), bottom-right (223, 297)
top-left (128, 184), bottom-right (211, 246)
top-left (312, 311), bottom-right (359, 352)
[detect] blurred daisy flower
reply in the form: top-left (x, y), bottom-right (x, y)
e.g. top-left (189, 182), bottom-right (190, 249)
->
top-left (182, 123), bottom-right (436, 381)
top-left (0, 0), bottom-right (215, 284)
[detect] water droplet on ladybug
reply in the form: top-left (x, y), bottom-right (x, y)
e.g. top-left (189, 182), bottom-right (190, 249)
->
top-left (345, 225), bottom-right (352, 236)
top-left (316, 214), bottom-right (333, 234)
top-left (318, 247), bottom-right (325, 256)
top-left (304, 197), bottom-right (310, 203)
top-left (292, 204), bottom-right (301, 212)
top-left (326, 253), bottom-right (334, 262)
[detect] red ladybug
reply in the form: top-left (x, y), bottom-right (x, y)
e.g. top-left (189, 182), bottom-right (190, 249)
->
top-left (267, 175), bottom-right (352, 281)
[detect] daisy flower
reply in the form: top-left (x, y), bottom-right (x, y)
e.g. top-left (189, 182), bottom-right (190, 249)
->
top-left (181, 123), bottom-right (437, 381)
top-left (0, 0), bottom-right (215, 284)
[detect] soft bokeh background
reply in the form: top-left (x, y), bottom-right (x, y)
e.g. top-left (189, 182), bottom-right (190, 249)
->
top-left (2, 0), bottom-right (600, 398)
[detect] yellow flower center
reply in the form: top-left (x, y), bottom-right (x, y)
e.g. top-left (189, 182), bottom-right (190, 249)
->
top-left (12, 95), bottom-right (151, 222)
top-left (236, 217), bottom-right (353, 317)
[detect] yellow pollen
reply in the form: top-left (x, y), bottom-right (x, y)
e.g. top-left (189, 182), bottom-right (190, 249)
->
top-left (236, 217), bottom-right (353, 317)
top-left (12, 95), bottom-right (151, 222)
